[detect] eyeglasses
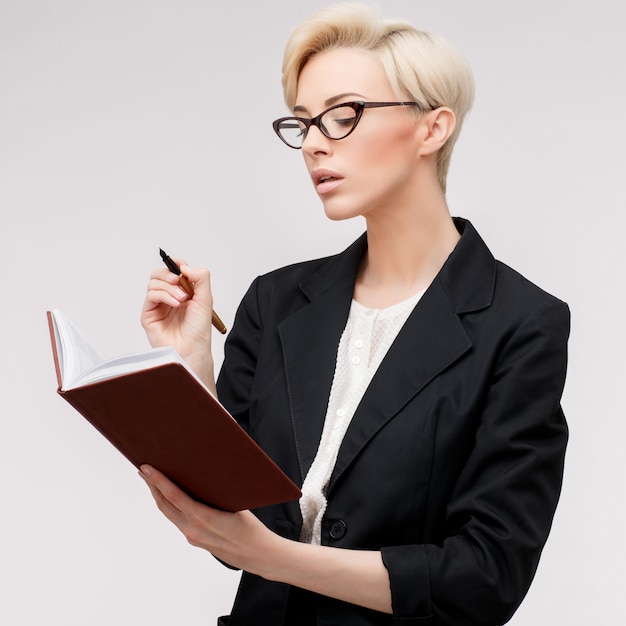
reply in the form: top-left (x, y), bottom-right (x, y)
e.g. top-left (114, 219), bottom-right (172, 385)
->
top-left (272, 101), bottom-right (421, 149)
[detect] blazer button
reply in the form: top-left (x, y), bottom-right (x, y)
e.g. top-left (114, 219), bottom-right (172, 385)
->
top-left (329, 520), bottom-right (347, 540)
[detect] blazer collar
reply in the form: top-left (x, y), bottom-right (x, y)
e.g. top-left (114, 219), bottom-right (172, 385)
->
top-left (438, 217), bottom-right (496, 313)
top-left (298, 217), bottom-right (496, 313)
top-left (279, 218), bottom-right (496, 483)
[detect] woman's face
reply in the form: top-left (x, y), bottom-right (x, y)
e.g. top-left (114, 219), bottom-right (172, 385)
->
top-left (294, 47), bottom-right (424, 222)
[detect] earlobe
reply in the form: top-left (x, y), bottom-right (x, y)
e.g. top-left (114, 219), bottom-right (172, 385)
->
top-left (418, 107), bottom-right (456, 156)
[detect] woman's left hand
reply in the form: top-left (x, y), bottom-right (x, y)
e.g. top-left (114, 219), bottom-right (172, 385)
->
top-left (139, 466), bottom-right (393, 614)
top-left (138, 465), bottom-right (279, 573)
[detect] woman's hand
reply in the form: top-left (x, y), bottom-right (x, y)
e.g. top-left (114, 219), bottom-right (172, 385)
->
top-left (138, 465), bottom-right (280, 573)
top-left (139, 465), bottom-right (393, 614)
top-left (141, 262), bottom-right (216, 391)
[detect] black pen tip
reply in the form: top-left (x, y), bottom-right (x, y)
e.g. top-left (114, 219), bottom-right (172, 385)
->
top-left (159, 247), bottom-right (181, 275)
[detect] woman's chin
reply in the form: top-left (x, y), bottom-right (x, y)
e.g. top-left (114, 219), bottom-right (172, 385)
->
top-left (321, 199), bottom-right (363, 222)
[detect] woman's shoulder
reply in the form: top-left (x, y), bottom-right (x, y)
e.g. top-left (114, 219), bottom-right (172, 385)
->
top-left (442, 217), bottom-right (568, 321)
top-left (254, 233), bottom-right (367, 294)
top-left (259, 253), bottom-right (337, 284)
top-left (493, 259), bottom-right (569, 318)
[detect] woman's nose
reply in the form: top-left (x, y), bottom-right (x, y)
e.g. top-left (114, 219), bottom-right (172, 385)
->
top-left (301, 124), bottom-right (333, 156)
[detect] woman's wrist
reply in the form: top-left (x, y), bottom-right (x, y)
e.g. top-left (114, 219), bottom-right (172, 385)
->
top-left (251, 537), bottom-right (392, 614)
top-left (184, 351), bottom-right (217, 395)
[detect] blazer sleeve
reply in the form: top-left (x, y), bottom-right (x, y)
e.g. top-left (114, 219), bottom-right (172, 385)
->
top-left (381, 298), bottom-right (570, 625)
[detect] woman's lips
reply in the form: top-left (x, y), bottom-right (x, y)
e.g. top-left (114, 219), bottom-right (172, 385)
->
top-left (312, 170), bottom-right (344, 195)
top-left (317, 177), bottom-right (344, 194)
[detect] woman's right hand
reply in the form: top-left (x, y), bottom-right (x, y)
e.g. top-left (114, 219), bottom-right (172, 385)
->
top-left (141, 261), bottom-right (217, 392)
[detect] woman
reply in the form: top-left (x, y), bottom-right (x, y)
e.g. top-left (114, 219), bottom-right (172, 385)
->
top-left (140, 4), bottom-right (569, 625)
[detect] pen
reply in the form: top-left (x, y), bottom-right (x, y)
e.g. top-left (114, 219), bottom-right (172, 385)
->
top-left (159, 248), bottom-right (227, 334)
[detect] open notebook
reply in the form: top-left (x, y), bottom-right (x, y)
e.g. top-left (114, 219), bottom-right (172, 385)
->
top-left (47, 309), bottom-right (301, 512)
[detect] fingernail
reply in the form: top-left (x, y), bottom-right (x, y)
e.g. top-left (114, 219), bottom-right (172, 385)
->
top-left (140, 465), bottom-right (152, 476)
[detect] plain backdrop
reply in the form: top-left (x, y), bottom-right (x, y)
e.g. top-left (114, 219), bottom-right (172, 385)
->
top-left (1, 0), bottom-right (624, 624)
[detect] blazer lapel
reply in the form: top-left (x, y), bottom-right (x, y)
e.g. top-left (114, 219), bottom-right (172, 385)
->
top-left (329, 218), bottom-right (496, 490)
top-left (278, 219), bottom-right (496, 488)
top-left (328, 279), bottom-right (471, 490)
top-left (279, 236), bottom-right (366, 482)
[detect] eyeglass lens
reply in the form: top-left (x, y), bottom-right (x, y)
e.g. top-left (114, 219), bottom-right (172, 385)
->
top-left (277, 104), bottom-right (359, 148)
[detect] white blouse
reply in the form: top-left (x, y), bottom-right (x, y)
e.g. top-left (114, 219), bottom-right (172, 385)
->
top-left (299, 289), bottom-right (425, 544)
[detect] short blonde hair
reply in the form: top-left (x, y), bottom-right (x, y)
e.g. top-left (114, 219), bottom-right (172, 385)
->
top-left (281, 2), bottom-right (475, 192)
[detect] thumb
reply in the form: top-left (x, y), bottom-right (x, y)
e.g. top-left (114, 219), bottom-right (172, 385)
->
top-left (180, 265), bottom-right (214, 305)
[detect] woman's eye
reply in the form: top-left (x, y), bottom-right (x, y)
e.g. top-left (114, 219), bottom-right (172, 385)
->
top-left (327, 116), bottom-right (355, 129)
top-left (335, 118), bottom-right (354, 127)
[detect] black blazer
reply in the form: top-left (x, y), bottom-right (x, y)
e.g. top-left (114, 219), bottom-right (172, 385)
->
top-left (216, 218), bottom-right (569, 626)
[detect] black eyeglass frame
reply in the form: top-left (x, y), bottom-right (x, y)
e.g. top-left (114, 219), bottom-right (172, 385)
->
top-left (272, 100), bottom-right (422, 149)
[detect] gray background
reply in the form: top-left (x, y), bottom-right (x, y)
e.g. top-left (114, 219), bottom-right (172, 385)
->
top-left (1, 0), bottom-right (623, 623)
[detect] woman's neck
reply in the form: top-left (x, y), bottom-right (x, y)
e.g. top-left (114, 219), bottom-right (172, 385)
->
top-left (354, 194), bottom-right (460, 309)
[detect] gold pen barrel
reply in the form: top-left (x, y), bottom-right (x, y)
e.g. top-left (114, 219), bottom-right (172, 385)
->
top-left (211, 310), bottom-right (227, 335)
top-left (179, 274), bottom-right (227, 334)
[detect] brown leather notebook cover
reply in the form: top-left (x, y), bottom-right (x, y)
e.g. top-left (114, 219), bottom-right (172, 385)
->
top-left (47, 311), bottom-right (301, 512)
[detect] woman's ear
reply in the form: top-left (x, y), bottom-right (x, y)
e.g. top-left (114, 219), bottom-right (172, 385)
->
top-left (417, 107), bottom-right (456, 156)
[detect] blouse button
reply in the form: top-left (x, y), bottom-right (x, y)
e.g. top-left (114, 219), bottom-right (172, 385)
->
top-left (351, 356), bottom-right (361, 365)
top-left (354, 339), bottom-right (364, 349)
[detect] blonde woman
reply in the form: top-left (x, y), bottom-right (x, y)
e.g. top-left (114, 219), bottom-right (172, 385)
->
top-left (140, 4), bottom-right (569, 625)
